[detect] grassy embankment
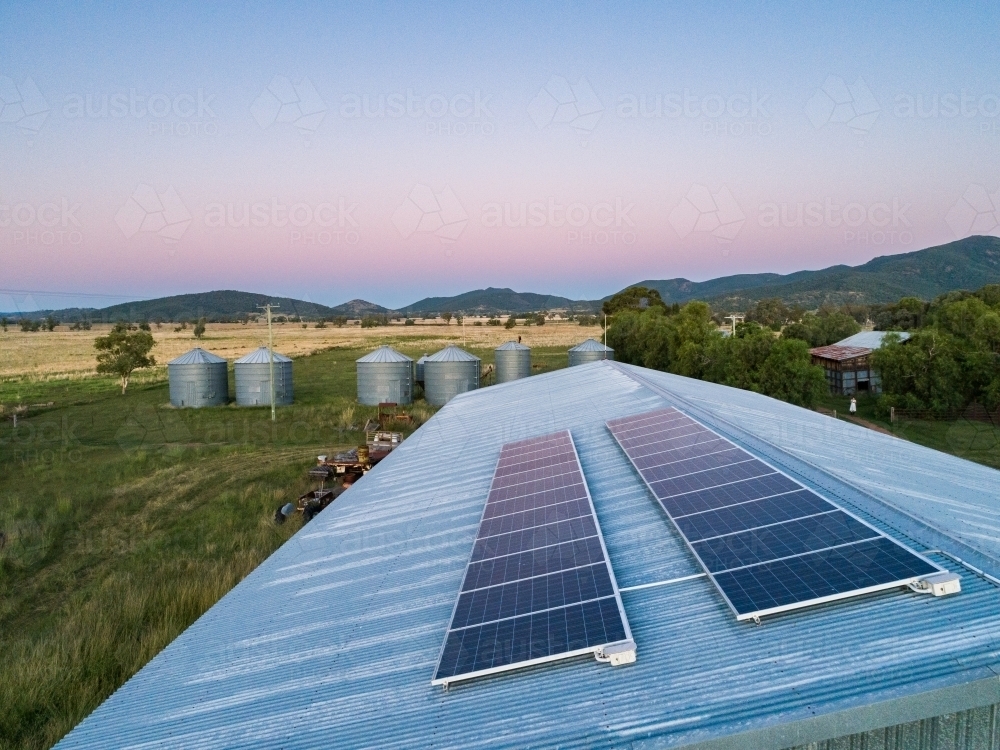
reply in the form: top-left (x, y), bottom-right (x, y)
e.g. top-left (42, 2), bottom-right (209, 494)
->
top-left (0, 337), bottom-right (574, 750)
top-left (815, 392), bottom-right (1000, 470)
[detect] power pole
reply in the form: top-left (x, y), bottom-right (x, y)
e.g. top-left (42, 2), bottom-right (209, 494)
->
top-left (258, 303), bottom-right (279, 422)
top-left (724, 313), bottom-right (745, 337)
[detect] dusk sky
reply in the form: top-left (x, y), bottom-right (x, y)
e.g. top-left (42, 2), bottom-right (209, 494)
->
top-left (3, 1), bottom-right (1000, 311)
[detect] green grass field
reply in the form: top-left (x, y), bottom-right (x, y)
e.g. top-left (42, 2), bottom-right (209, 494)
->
top-left (816, 393), bottom-right (1000, 470)
top-left (0, 341), bottom-right (575, 750)
top-left (2, 345), bottom-right (997, 749)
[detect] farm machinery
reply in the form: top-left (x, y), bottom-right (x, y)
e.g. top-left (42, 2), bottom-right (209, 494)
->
top-left (275, 430), bottom-right (404, 523)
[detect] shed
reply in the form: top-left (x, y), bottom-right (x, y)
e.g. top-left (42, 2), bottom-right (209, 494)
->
top-left (54, 361), bottom-right (1000, 750)
top-left (810, 331), bottom-right (911, 394)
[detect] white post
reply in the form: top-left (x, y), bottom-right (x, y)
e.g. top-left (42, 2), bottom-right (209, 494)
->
top-left (258, 303), bottom-right (279, 422)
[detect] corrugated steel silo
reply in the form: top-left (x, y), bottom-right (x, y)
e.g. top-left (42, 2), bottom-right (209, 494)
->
top-left (568, 338), bottom-right (614, 366)
top-left (234, 347), bottom-right (293, 406)
top-left (495, 341), bottom-right (531, 383)
top-left (423, 345), bottom-right (480, 406)
top-left (356, 346), bottom-right (414, 405)
top-left (167, 348), bottom-right (229, 407)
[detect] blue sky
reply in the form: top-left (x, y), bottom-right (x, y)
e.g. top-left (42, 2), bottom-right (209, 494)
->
top-left (2, 1), bottom-right (999, 310)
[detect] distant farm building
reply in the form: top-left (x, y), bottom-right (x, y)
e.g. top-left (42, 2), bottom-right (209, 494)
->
top-left (810, 331), bottom-right (911, 395)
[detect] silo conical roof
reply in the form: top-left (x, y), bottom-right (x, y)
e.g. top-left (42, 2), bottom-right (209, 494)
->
top-left (234, 346), bottom-right (292, 364)
top-left (357, 345), bottom-right (413, 363)
top-left (569, 338), bottom-right (613, 352)
top-left (168, 347), bottom-right (227, 365)
top-left (426, 345), bottom-right (480, 362)
top-left (496, 341), bottom-right (530, 351)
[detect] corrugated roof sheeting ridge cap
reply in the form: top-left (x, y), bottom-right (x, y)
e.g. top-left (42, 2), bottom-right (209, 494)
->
top-left (426, 345), bottom-right (480, 361)
top-left (495, 341), bottom-right (530, 350)
top-left (570, 338), bottom-right (613, 351)
top-left (233, 346), bottom-right (292, 364)
top-left (356, 345), bottom-right (413, 363)
top-left (167, 347), bottom-right (226, 365)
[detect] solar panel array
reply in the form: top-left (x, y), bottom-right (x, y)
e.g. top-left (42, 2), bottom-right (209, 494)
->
top-left (607, 407), bottom-right (940, 620)
top-left (433, 430), bottom-right (631, 685)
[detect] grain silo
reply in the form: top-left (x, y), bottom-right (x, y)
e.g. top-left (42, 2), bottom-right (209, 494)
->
top-left (423, 345), bottom-right (480, 406)
top-left (167, 348), bottom-right (229, 407)
top-left (495, 341), bottom-right (531, 383)
top-left (234, 347), bottom-right (293, 406)
top-left (356, 346), bottom-right (414, 405)
top-left (568, 338), bottom-right (614, 366)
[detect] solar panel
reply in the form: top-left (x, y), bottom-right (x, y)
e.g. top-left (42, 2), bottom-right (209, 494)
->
top-left (607, 407), bottom-right (941, 621)
top-left (433, 430), bottom-right (633, 686)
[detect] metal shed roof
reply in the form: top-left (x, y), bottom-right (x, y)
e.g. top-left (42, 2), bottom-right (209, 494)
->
top-left (808, 344), bottom-right (873, 361)
top-left (836, 331), bottom-right (911, 349)
top-left (495, 341), bottom-right (529, 351)
top-left (426, 344), bottom-right (480, 362)
top-left (570, 337), bottom-right (613, 352)
top-left (54, 362), bottom-right (1000, 750)
top-left (167, 347), bottom-right (226, 365)
top-left (356, 345), bottom-right (413, 363)
top-left (233, 347), bottom-right (292, 364)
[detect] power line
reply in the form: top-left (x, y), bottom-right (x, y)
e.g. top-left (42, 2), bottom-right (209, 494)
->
top-left (0, 288), bottom-right (144, 300)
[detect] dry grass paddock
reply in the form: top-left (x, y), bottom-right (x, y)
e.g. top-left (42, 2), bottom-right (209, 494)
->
top-left (1, 318), bottom-right (602, 383)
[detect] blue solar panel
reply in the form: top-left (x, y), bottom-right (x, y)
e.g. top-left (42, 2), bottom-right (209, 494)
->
top-left (607, 408), bottom-right (941, 620)
top-left (433, 430), bottom-right (632, 685)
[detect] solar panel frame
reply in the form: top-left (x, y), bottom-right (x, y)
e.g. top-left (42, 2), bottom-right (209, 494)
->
top-left (432, 429), bottom-right (633, 686)
top-left (607, 407), bottom-right (943, 621)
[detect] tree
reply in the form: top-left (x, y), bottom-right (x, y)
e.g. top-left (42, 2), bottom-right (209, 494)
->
top-left (94, 323), bottom-right (156, 394)
top-left (504, 316), bottom-right (516, 329)
top-left (0, 317), bottom-right (7, 331)
top-left (534, 313), bottom-right (546, 326)
top-left (746, 298), bottom-right (791, 330)
top-left (602, 286), bottom-right (668, 317)
top-left (20, 318), bottom-right (40, 332)
top-left (441, 311), bottom-right (453, 324)
top-left (43, 315), bottom-right (58, 331)
top-left (193, 318), bottom-right (206, 338)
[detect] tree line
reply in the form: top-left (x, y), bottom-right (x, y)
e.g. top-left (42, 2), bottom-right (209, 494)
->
top-left (603, 285), bottom-right (1000, 415)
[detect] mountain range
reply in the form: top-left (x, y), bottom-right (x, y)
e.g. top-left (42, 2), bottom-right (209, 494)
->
top-left (6, 236), bottom-right (1000, 322)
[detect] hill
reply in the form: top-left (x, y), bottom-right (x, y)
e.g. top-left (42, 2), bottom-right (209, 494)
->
top-left (6, 291), bottom-right (393, 323)
top-left (634, 236), bottom-right (1000, 310)
top-left (400, 287), bottom-right (596, 314)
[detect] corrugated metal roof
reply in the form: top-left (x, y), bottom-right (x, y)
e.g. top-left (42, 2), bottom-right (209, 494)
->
top-left (426, 345), bottom-right (480, 362)
top-left (55, 362), bottom-right (1000, 750)
top-left (167, 347), bottom-right (226, 365)
top-left (356, 345), bottom-right (413, 363)
top-left (495, 341), bottom-right (529, 351)
top-left (234, 347), bottom-right (292, 364)
top-left (809, 344), bottom-right (873, 361)
top-left (570, 337), bottom-right (613, 352)
top-left (836, 331), bottom-right (911, 349)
